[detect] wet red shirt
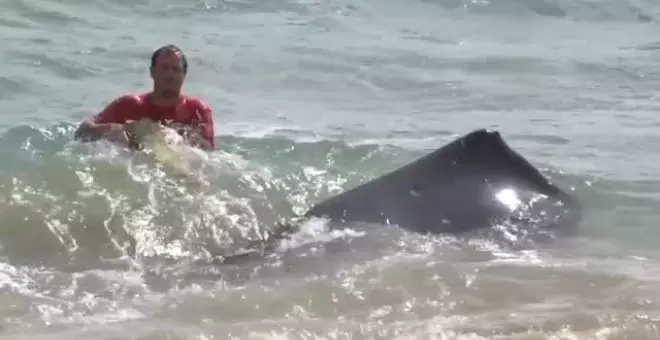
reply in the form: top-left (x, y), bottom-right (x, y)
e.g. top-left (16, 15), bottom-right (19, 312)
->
top-left (93, 93), bottom-right (215, 149)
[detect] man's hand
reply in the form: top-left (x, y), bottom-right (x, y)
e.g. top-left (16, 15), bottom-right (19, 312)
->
top-left (186, 128), bottom-right (213, 150)
top-left (174, 122), bottom-right (212, 150)
top-left (104, 123), bottom-right (131, 147)
top-left (74, 121), bottom-right (126, 143)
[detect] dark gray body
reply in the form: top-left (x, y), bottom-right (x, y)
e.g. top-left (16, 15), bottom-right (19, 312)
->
top-left (303, 129), bottom-right (581, 235)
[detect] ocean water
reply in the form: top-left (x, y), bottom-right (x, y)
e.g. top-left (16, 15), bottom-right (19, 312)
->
top-left (1, 0), bottom-right (660, 338)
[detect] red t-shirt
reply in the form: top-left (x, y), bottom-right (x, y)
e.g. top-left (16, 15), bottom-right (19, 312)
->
top-left (93, 93), bottom-right (215, 149)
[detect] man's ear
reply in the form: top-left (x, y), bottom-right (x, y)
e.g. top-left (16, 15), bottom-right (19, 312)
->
top-left (149, 66), bottom-right (155, 79)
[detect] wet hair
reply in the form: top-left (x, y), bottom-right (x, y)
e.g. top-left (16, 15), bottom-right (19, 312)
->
top-left (150, 44), bottom-right (188, 73)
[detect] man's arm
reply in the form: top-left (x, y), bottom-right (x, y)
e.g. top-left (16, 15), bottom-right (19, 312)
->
top-left (74, 96), bottom-right (131, 142)
top-left (191, 101), bottom-right (216, 151)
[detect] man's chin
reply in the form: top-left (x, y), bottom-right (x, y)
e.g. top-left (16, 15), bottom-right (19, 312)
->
top-left (157, 89), bottom-right (179, 98)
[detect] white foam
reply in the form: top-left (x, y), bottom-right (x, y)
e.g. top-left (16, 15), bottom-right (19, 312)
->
top-left (275, 217), bottom-right (366, 252)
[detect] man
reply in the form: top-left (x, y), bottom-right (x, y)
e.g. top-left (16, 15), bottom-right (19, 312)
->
top-left (74, 44), bottom-right (215, 150)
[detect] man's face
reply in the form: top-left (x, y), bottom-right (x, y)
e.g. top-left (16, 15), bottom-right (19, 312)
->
top-left (150, 51), bottom-right (186, 95)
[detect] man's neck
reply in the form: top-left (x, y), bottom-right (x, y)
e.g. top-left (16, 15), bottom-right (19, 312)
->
top-left (149, 91), bottom-right (182, 107)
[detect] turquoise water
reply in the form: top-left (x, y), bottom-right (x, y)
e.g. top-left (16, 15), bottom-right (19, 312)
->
top-left (1, 0), bottom-right (660, 338)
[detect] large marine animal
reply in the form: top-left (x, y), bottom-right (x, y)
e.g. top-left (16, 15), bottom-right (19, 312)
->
top-left (301, 128), bottom-right (580, 236)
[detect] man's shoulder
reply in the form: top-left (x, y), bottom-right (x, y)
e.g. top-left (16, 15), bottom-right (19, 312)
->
top-left (111, 93), bottom-right (146, 107)
top-left (183, 95), bottom-right (212, 110)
